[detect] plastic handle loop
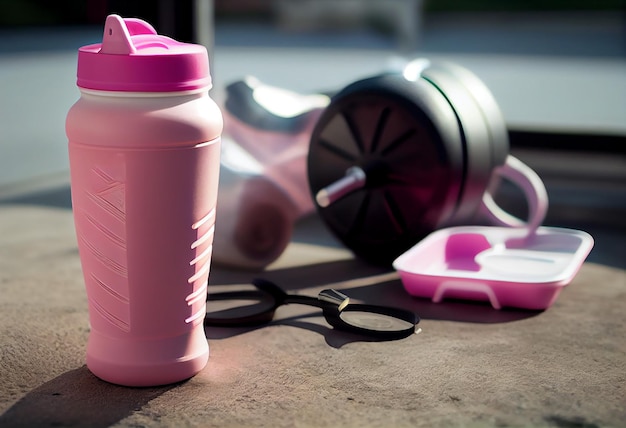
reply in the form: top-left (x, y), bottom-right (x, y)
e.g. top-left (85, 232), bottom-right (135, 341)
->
top-left (99, 15), bottom-right (158, 55)
top-left (479, 155), bottom-right (549, 235)
top-left (100, 14), bottom-right (136, 54)
top-left (123, 17), bottom-right (158, 36)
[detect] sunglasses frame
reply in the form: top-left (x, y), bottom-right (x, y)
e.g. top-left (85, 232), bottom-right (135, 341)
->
top-left (205, 278), bottom-right (419, 340)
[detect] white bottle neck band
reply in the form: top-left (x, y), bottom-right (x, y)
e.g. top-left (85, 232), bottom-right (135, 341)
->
top-left (78, 86), bottom-right (212, 98)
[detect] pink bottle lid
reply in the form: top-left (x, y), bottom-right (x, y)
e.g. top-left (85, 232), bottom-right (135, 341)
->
top-left (77, 14), bottom-right (211, 92)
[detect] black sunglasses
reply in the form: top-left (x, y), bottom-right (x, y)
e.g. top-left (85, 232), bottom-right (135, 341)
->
top-left (205, 278), bottom-right (420, 340)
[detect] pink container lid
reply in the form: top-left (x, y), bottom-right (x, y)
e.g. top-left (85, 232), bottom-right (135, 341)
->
top-left (77, 14), bottom-right (211, 92)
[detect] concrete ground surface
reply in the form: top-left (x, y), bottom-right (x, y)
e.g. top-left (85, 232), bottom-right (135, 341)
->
top-left (0, 205), bottom-right (624, 427)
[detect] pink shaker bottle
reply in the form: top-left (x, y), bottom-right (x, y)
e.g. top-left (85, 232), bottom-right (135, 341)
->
top-left (66, 14), bottom-right (222, 386)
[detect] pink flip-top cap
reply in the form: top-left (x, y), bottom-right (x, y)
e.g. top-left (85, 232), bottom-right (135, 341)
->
top-left (77, 14), bottom-right (211, 92)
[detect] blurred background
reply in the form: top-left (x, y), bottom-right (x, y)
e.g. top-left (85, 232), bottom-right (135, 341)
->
top-left (0, 0), bottom-right (624, 266)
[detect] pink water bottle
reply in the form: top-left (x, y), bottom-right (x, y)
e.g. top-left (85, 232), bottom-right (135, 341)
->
top-left (66, 15), bottom-right (222, 386)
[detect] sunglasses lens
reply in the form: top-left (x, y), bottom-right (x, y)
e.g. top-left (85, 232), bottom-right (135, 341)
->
top-left (339, 310), bottom-right (415, 332)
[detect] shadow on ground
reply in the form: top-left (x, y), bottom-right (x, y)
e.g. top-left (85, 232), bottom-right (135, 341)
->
top-left (0, 366), bottom-right (176, 428)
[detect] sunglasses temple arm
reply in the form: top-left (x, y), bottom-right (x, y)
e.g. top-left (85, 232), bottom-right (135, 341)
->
top-left (283, 289), bottom-right (349, 311)
top-left (252, 280), bottom-right (348, 311)
top-left (318, 289), bottom-right (350, 311)
top-left (283, 294), bottom-right (325, 308)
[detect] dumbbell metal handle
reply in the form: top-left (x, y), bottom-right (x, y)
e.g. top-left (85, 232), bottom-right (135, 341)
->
top-left (315, 166), bottom-right (367, 208)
